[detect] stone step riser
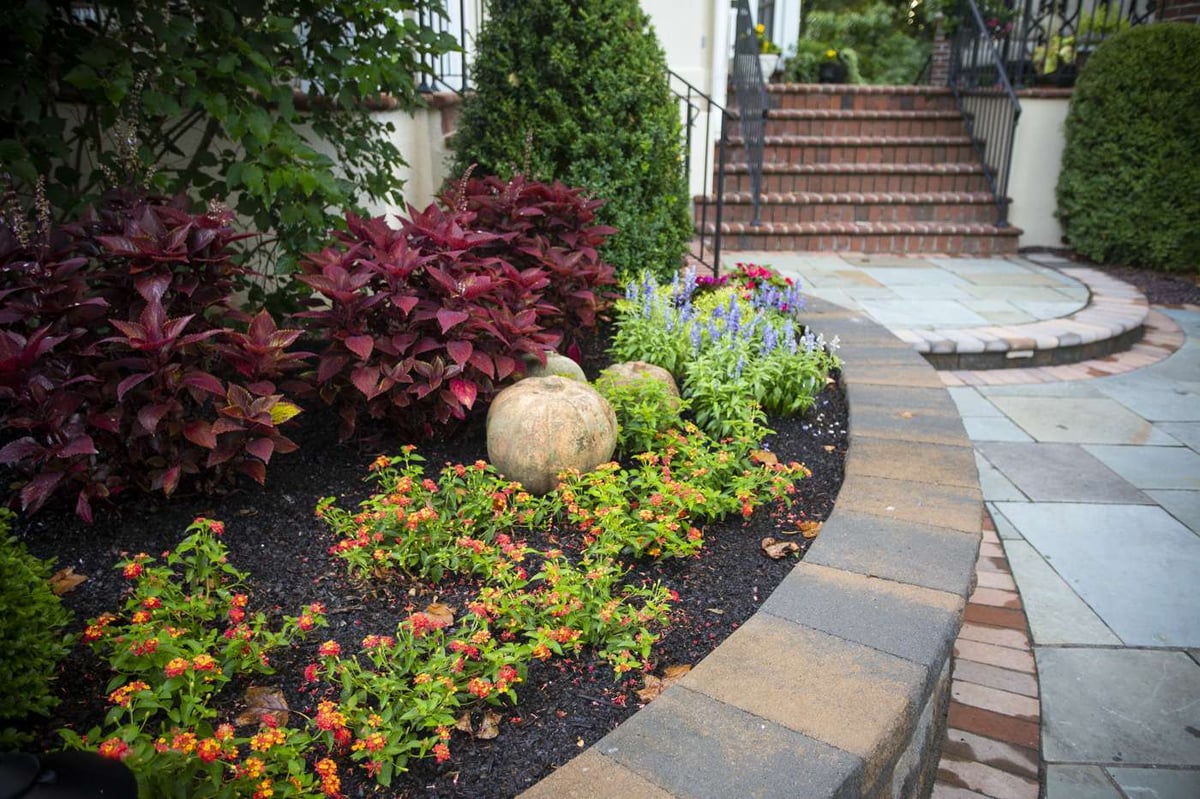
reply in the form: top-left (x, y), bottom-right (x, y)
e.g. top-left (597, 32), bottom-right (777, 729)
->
top-left (718, 171), bottom-right (990, 195)
top-left (729, 141), bottom-right (979, 164)
top-left (766, 91), bottom-right (959, 113)
top-left (712, 229), bottom-right (1019, 255)
top-left (763, 117), bottom-right (966, 137)
top-left (696, 199), bottom-right (999, 225)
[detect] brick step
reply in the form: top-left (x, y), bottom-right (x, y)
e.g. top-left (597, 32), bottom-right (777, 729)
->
top-left (727, 135), bottom-right (978, 165)
top-left (698, 220), bottom-right (1020, 255)
top-left (718, 162), bottom-right (991, 195)
top-left (695, 191), bottom-right (1001, 225)
top-left (764, 83), bottom-right (959, 112)
top-left (758, 109), bottom-right (967, 137)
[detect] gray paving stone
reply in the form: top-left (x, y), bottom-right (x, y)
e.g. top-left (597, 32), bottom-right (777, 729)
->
top-left (846, 361), bottom-right (948, 388)
top-left (977, 442), bottom-right (1151, 504)
top-left (598, 687), bottom-right (863, 799)
top-left (963, 416), bottom-right (1035, 442)
top-left (988, 396), bottom-right (1178, 445)
top-left (1108, 766), bottom-right (1200, 799)
top-left (1157, 422), bottom-right (1200, 452)
top-left (1147, 490), bottom-right (1200, 533)
top-left (836, 472), bottom-right (982, 534)
top-left (675, 614), bottom-right (924, 793)
top-left (986, 503), bottom-right (1025, 540)
top-left (760, 563), bottom-right (963, 669)
top-left (847, 436), bottom-right (978, 489)
top-left (975, 453), bottom-right (1027, 502)
top-left (804, 510), bottom-right (981, 597)
top-left (1096, 376), bottom-right (1200, 422)
top-left (519, 750), bottom-right (676, 799)
top-left (846, 385), bottom-right (970, 447)
top-left (979, 381), bottom-right (1105, 399)
top-left (1082, 445), bottom-right (1200, 491)
top-left (1038, 647), bottom-right (1200, 766)
top-left (1000, 539), bottom-right (1120, 646)
top-left (1044, 765), bottom-right (1123, 799)
top-left (948, 387), bottom-right (1005, 418)
top-left (859, 300), bottom-right (987, 328)
top-left (1000, 502), bottom-right (1200, 646)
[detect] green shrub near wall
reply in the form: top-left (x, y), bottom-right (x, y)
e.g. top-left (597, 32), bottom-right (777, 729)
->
top-left (450, 0), bottom-right (692, 283)
top-left (0, 510), bottom-right (73, 747)
top-left (1056, 23), bottom-right (1200, 273)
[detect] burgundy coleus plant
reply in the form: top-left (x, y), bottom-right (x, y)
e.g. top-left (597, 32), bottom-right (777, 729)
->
top-left (296, 206), bottom-right (561, 440)
top-left (0, 194), bottom-right (308, 522)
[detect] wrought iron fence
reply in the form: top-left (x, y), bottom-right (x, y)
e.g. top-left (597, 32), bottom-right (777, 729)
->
top-left (670, 71), bottom-right (731, 277)
top-left (949, 0), bottom-right (1023, 225)
top-left (730, 0), bottom-right (770, 227)
top-left (984, 0), bottom-right (1157, 88)
top-left (416, 0), bottom-right (485, 94)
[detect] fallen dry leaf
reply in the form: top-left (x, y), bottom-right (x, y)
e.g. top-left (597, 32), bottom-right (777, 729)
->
top-left (798, 520), bottom-right (823, 539)
top-left (636, 664), bottom-right (691, 703)
top-left (424, 602), bottom-right (455, 627)
top-left (898, 410), bottom-right (914, 419)
top-left (750, 449), bottom-right (778, 466)
top-left (761, 537), bottom-right (800, 560)
top-left (49, 566), bottom-right (87, 596)
top-left (235, 686), bottom-right (289, 727)
top-left (477, 710), bottom-right (500, 740)
top-left (455, 712), bottom-right (475, 734)
top-left (823, 444), bottom-right (835, 453)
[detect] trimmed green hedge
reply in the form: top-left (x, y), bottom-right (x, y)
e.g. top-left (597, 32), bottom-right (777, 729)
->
top-left (1056, 23), bottom-right (1200, 273)
top-left (450, 0), bottom-right (692, 283)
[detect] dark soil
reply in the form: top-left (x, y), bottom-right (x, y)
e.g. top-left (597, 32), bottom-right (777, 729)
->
top-left (1022, 247), bottom-right (1200, 306)
top-left (10, 334), bottom-right (848, 798)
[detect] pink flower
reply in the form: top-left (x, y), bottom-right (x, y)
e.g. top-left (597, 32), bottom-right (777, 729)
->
top-left (318, 640), bottom-right (341, 658)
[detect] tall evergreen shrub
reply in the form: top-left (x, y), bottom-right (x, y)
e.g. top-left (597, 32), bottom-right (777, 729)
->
top-left (450, 0), bottom-right (692, 282)
top-left (1056, 23), bottom-right (1200, 273)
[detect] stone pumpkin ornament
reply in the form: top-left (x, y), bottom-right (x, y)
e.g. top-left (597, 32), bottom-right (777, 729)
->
top-left (486, 376), bottom-right (617, 494)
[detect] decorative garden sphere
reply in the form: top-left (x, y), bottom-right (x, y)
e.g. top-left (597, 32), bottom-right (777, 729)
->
top-left (599, 361), bottom-right (681, 405)
top-left (486, 376), bottom-right (617, 495)
top-left (521, 350), bottom-right (587, 382)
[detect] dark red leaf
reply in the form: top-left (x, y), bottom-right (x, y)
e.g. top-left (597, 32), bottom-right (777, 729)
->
top-left (0, 437), bottom-right (44, 465)
top-left (184, 421), bottom-right (218, 449)
top-left (57, 435), bottom-right (97, 458)
top-left (161, 464), bottom-right (181, 497)
top-left (246, 437), bottom-right (274, 464)
top-left (448, 378), bottom-right (477, 410)
top-left (445, 340), bottom-right (472, 366)
top-left (351, 366), bottom-right (382, 399)
top-left (21, 471), bottom-right (66, 514)
top-left (344, 335), bottom-right (375, 361)
top-left (436, 308), bottom-right (470, 334)
top-left (238, 459), bottom-right (267, 484)
top-left (117, 372), bottom-right (154, 402)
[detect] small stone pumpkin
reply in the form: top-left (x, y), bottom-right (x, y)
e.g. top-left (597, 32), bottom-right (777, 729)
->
top-left (486, 376), bottom-right (617, 495)
top-left (598, 361), bottom-right (681, 408)
top-left (522, 350), bottom-right (587, 382)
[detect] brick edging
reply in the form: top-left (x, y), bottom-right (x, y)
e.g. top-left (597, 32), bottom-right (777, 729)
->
top-left (522, 298), bottom-right (982, 799)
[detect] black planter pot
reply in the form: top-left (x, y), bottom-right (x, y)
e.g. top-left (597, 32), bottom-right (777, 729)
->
top-left (818, 61), bottom-right (848, 84)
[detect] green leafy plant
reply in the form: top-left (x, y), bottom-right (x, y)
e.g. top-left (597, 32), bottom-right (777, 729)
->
top-left (1056, 24), bottom-right (1200, 273)
top-left (60, 518), bottom-right (332, 797)
top-left (0, 0), bottom-right (458, 280)
top-left (791, 1), bottom-right (928, 84)
top-left (449, 0), bottom-right (692, 282)
top-left (0, 509), bottom-right (73, 747)
top-left (595, 373), bottom-right (688, 457)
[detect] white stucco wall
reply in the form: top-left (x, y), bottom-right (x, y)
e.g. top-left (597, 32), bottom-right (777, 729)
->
top-left (1009, 96), bottom-right (1072, 248)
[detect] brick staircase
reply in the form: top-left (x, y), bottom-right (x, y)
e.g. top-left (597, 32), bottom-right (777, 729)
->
top-left (697, 84), bottom-right (1021, 254)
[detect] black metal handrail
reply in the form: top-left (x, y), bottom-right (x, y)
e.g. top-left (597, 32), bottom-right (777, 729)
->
top-left (730, 0), bottom-right (769, 227)
top-left (669, 70), bottom-right (731, 277)
top-left (949, 0), bottom-right (1022, 225)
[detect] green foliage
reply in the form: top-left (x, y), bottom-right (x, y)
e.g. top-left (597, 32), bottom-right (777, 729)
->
top-left (595, 373), bottom-right (688, 457)
top-left (449, 0), bottom-right (692, 283)
top-left (791, 2), bottom-right (930, 84)
top-left (1056, 24), bottom-right (1200, 273)
top-left (610, 265), bottom-right (841, 443)
top-left (0, 0), bottom-right (457, 279)
top-left (0, 509), bottom-right (73, 747)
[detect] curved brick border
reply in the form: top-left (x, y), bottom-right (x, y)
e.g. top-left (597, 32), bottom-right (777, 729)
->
top-left (522, 298), bottom-right (982, 799)
top-left (895, 267), bottom-right (1149, 370)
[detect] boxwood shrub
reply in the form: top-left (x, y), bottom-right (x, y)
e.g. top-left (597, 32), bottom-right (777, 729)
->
top-left (1056, 23), bottom-right (1200, 273)
top-left (0, 510), bottom-right (73, 747)
top-left (450, 0), bottom-right (692, 283)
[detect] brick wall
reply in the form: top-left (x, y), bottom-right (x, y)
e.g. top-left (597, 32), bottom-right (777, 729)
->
top-left (1160, 0), bottom-right (1200, 22)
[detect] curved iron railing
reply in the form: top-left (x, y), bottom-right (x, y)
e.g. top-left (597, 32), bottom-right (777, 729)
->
top-left (949, 0), bottom-right (1023, 225)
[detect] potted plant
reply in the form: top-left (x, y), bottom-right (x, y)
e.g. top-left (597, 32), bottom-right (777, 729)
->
top-left (756, 22), bottom-right (782, 78)
top-left (818, 48), bottom-right (848, 83)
